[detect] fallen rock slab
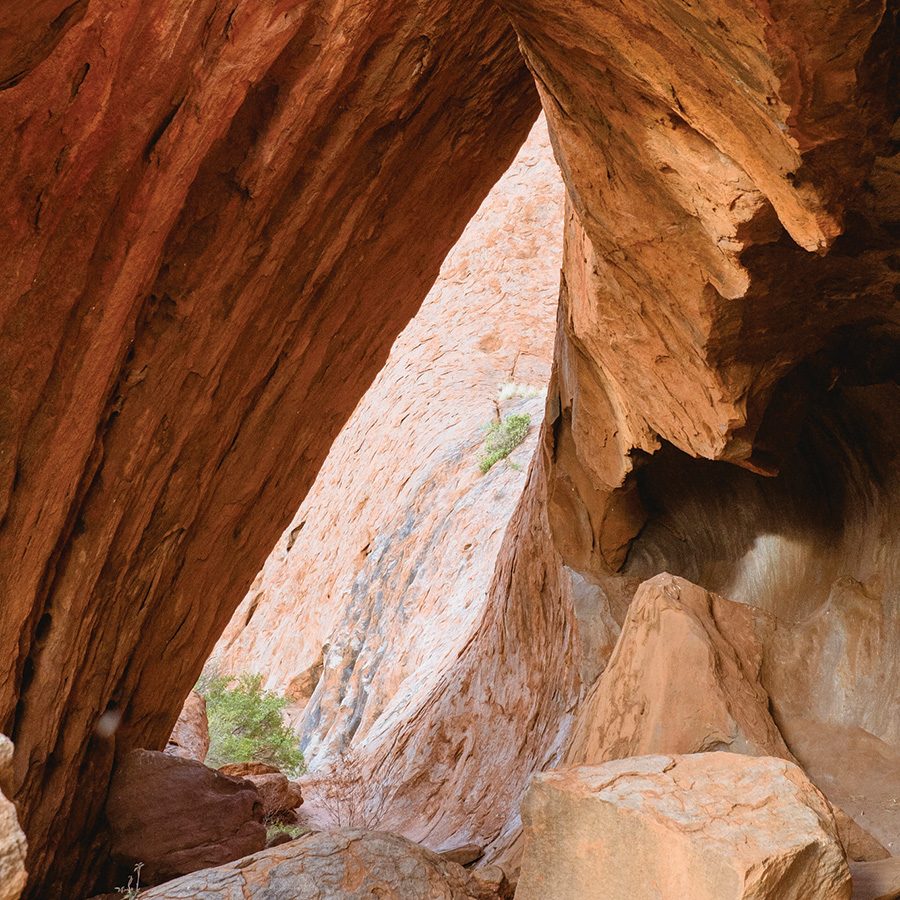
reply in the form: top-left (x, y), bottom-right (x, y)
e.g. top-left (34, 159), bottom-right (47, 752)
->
top-left (165, 691), bottom-right (210, 762)
top-left (517, 753), bottom-right (851, 900)
top-left (138, 829), bottom-right (511, 899)
top-left (566, 574), bottom-right (888, 863)
top-left (106, 750), bottom-right (265, 885)
top-left (439, 843), bottom-right (484, 866)
top-left (566, 573), bottom-right (788, 764)
top-left (851, 858), bottom-right (900, 900)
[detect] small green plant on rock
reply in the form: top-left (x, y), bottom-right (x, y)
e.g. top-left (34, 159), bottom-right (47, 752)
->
top-left (479, 413), bottom-right (531, 474)
top-left (198, 672), bottom-right (306, 776)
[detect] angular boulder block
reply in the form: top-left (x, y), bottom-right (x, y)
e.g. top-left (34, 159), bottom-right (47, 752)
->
top-left (106, 750), bottom-right (265, 884)
top-left (517, 754), bottom-right (851, 900)
top-left (138, 829), bottom-right (511, 899)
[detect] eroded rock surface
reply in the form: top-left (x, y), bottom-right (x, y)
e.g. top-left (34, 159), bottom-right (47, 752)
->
top-left (566, 573), bottom-right (789, 764)
top-left (165, 691), bottom-right (209, 763)
top-left (0, 2), bottom-right (537, 895)
top-left (563, 573), bottom-right (889, 862)
top-left (214, 116), bottom-right (564, 770)
top-left (2, 0), bottom-right (897, 894)
top-left (518, 754), bottom-right (852, 900)
top-left (851, 858), bottom-right (900, 900)
top-left (105, 750), bottom-right (265, 885)
top-left (338, 0), bottom-right (898, 868)
top-left (242, 773), bottom-right (303, 820)
top-left (138, 830), bottom-right (513, 900)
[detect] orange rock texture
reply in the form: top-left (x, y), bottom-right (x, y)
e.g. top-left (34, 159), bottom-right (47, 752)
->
top-left (518, 755), bottom-right (852, 900)
top-left (195, 0), bottom-right (897, 875)
top-left (2, 0), bottom-right (898, 894)
top-left (213, 116), bottom-right (564, 767)
top-left (267, 0), bottom-right (896, 866)
top-left (0, 2), bottom-right (537, 895)
top-left (138, 830), bottom-right (514, 900)
top-left (337, 0), bottom-right (895, 867)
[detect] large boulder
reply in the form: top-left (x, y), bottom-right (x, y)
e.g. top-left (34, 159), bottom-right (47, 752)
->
top-left (567, 573), bottom-right (788, 763)
top-left (0, 736), bottom-right (26, 900)
top-left (242, 773), bottom-right (303, 820)
top-left (566, 574), bottom-right (888, 861)
top-left (105, 750), bottom-right (265, 884)
top-left (216, 763), bottom-right (303, 819)
top-left (517, 754), bottom-right (851, 900)
top-left (165, 691), bottom-right (210, 762)
top-left (137, 830), bottom-right (513, 899)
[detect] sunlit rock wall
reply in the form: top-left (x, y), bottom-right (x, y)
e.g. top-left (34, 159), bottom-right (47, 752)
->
top-left (215, 117), bottom-right (564, 767)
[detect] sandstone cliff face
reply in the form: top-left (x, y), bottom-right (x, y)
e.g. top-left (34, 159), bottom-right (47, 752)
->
top-left (0, 3), bottom-right (537, 895)
top-left (208, 0), bottom-right (897, 868)
top-left (3, 0), bottom-right (898, 893)
top-left (333, 0), bottom-right (897, 864)
top-left (214, 117), bottom-right (564, 768)
top-left (500, 0), bottom-right (899, 851)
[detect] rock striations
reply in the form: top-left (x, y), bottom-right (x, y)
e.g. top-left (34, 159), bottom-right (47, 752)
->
top-left (517, 754), bottom-right (853, 900)
top-left (213, 116), bottom-right (564, 768)
top-left (0, 0), bottom-right (897, 895)
top-left (0, 2), bottom-right (536, 895)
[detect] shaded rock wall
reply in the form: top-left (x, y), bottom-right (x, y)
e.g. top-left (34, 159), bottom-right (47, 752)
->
top-left (0, 736), bottom-right (26, 900)
top-left (0, 2), bottom-right (538, 894)
top-left (214, 117), bottom-right (564, 767)
top-left (507, 0), bottom-right (899, 857)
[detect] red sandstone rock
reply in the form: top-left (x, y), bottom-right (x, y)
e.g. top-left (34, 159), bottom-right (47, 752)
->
top-left (255, 1), bottom-right (896, 875)
top-left (242, 773), bottom-right (303, 820)
top-left (778, 718), bottom-right (899, 859)
top-left (834, 807), bottom-right (891, 865)
top-left (566, 573), bottom-right (789, 764)
top-left (264, 831), bottom-right (297, 850)
top-left (165, 691), bottom-right (209, 763)
top-left (137, 830), bottom-right (512, 899)
top-left (438, 844), bottom-right (484, 867)
top-left (217, 762), bottom-right (280, 778)
top-left (517, 754), bottom-right (852, 900)
top-left (105, 750), bottom-right (265, 885)
top-left (566, 574), bottom-right (894, 860)
top-left (563, 574), bottom-right (889, 863)
top-left (2, 0), bottom-right (897, 895)
top-left (0, 2), bottom-right (536, 895)
top-left (213, 117), bottom-right (563, 770)
top-left (850, 858), bottom-right (900, 900)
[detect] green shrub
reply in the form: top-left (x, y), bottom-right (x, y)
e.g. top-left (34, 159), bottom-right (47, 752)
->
top-left (479, 413), bottom-right (531, 474)
top-left (199, 672), bottom-right (306, 776)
